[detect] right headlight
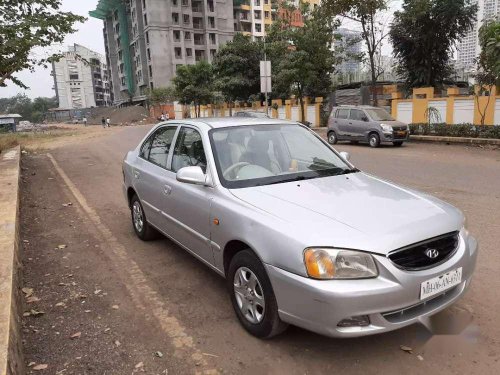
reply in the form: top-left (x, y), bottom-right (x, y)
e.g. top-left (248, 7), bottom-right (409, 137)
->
top-left (380, 124), bottom-right (393, 133)
top-left (304, 248), bottom-right (378, 280)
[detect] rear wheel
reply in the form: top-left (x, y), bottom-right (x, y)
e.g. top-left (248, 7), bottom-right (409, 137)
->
top-left (393, 141), bottom-right (404, 147)
top-left (130, 195), bottom-right (158, 241)
top-left (327, 131), bottom-right (338, 145)
top-left (227, 250), bottom-right (288, 338)
top-left (369, 133), bottom-right (380, 148)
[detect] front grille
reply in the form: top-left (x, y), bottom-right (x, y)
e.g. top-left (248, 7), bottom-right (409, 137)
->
top-left (392, 126), bottom-right (406, 131)
top-left (388, 232), bottom-right (459, 271)
top-left (382, 284), bottom-right (462, 323)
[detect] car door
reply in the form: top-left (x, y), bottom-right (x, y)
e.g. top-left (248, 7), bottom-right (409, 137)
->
top-left (159, 126), bottom-right (214, 265)
top-left (348, 109), bottom-right (368, 139)
top-left (334, 108), bottom-right (351, 137)
top-left (132, 125), bottom-right (178, 229)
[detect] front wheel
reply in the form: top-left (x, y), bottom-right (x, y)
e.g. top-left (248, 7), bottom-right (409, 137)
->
top-left (393, 141), bottom-right (404, 147)
top-left (227, 250), bottom-right (288, 338)
top-left (369, 133), bottom-right (381, 148)
top-left (327, 131), bottom-right (338, 145)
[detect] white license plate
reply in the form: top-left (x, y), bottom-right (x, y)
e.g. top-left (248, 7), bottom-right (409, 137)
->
top-left (420, 267), bottom-right (462, 300)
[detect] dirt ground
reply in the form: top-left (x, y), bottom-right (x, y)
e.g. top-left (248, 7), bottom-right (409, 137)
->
top-left (19, 126), bottom-right (500, 374)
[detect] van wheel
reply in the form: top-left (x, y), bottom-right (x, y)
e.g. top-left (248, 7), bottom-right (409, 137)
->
top-left (130, 195), bottom-right (158, 241)
top-left (327, 131), bottom-right (338, 145)
top-left (393, 141), bottom-right (404, 147)
top-left (227, 250), bottom-right (288, 339)
top-left (369, 133), bottom-right (380, 148)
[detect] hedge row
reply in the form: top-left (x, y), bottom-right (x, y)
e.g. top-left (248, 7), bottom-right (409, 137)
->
top-left (409, 123), bottom-right (500, 139)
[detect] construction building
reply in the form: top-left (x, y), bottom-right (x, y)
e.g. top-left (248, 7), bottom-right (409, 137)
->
top-left (51, 44), bottom-right (112, 109)
top-left (90, 0), bottom-right (235, 106)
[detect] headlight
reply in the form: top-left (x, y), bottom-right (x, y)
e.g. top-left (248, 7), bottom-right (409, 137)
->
top-left (304, 248), bottom-right (378, 280)
top-left (380, 124), bottom-right (393, 133)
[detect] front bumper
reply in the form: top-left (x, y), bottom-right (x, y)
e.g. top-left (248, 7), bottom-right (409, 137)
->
top-left (381, 131), bottom-right (409, 142)
top-left (265, 231), bottom-right (477, 338)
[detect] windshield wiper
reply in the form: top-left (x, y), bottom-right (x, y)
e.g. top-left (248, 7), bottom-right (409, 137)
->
top-left (339, 168), bottom-right (360, 175)
top-left (263, 175), bottom-right (312, 185)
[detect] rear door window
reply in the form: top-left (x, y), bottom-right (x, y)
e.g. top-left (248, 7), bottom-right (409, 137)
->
top-left (350, 109), bottom-right (366, 121)
top-left (147, 126), bottom-right (177, 169)
top-left (336, 109), bottom-right (350, 119)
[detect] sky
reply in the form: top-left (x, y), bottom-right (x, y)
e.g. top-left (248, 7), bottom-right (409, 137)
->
top-left (0, 0), bottom-right (403, 99)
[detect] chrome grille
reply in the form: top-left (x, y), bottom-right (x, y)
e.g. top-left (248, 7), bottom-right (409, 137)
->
top-left (388, 232), bottom-right (459, 271)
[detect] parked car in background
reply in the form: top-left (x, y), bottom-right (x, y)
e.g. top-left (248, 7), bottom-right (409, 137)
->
top-left (123, 118), bottom-right (476, 339)
top-left (234, 110), bottom-right (270, 119)
top-left (327, 105), bottom-right (409, 147)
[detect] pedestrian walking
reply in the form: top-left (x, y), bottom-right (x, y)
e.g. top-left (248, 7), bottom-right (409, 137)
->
top-left (160, 113), bottom-right (165, 121)
top-left (165, 112), bottom-right (170, 121)
top-left (101, 117), bottom-right (106, 128)
top-left (83, 116), bottom-right (87, 127)
top-left (106, 117), bottom-right (111, 127)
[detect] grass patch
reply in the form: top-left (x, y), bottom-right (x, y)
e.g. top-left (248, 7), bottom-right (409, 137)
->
top-left (0, 130), bottom-right (78, 153)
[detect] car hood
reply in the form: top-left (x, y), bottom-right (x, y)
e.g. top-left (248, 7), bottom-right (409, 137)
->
top-left (229, 173), bottom-right (463, 255)
top-left (380, 120), bottom-right (407, 127)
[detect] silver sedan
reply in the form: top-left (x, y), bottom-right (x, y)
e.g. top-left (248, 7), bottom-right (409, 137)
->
top-left (122, 118), bottom-right (477, 338)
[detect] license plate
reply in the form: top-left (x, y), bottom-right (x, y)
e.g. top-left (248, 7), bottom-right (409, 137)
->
top-left (420, 267), bottom-right (462, 300)
top-left (396, 131), bottom-right (407, 137)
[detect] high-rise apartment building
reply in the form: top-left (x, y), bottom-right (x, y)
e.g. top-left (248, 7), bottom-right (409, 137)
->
top-left (233, 0), bottom-right (273, 39)
top-left (90, 0), bottom-right (235, 106)
top-left (333, 28), bottom-right (362, 76)
top-left (456, 0), bottom-right (499, 72)
top-left (52, 44), bottom-right (111, 109)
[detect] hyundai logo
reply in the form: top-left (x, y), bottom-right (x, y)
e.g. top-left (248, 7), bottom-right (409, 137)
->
top-left (425, 248), bottom-right (439, 259)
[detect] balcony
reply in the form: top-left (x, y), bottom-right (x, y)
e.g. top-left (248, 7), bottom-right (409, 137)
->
top-left (193, 18), bottom-right (203, 29)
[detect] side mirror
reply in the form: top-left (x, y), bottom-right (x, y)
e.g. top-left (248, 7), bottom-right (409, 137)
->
top-left (176, 166), bottom-right (206, 185)
top-left (339, 151), bottom-right (350, 161)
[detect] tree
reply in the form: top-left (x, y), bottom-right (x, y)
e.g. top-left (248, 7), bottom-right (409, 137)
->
top-left (322, 0), bottom-right (389, 105)
top-left (474, 20), bottom-right (500, 125)
top-left (172, 60), bottom-right (214, 117)
top-left (212, 34), bottom-right (262, 115)
top-left (0, 0), bottom-right (86, 88)
top-left (390, 0), bottom-right (477, 89)
top-left (269, 5), bottom-right (338, 123)
top-left (0, 94), bottom-right (58, 122)
top-left (146, 87), bottom-right (176, 106)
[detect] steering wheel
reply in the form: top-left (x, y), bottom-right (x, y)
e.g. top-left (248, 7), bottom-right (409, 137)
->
top-left (223, 162), bottom-right (250, 179)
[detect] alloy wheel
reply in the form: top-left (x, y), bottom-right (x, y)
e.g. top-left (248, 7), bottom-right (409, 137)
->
top-left (233, 267), bottom-right (266, 324)
top-left (132, 201), bottom-right (144, 233)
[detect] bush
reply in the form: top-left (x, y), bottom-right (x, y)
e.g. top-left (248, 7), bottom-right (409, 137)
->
top-left (409, 123), bottom-right (500, 139)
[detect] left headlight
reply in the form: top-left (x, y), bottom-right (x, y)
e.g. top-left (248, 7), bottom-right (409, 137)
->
top-left (380, 124), bottom-right (393, 133)
top-left (304, 248), bottom-right (378, 280)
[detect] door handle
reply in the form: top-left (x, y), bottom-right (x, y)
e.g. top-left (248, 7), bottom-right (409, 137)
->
top-left (163, 185), bottom-right (172, 195)
top-left (348, 122), bottom-right (353, 125)
top-left (134, 170), bottom-right (140, 179)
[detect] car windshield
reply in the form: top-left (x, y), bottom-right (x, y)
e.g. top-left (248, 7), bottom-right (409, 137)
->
top-left (209, 124), bottom-right (356, 188)
top-left (364, 108), bottom-right (394, 121)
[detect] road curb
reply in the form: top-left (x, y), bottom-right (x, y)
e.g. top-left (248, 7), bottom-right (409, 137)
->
top-left (409, 135), bottom-right (500, 145)
top-left (0, 146), bottom-right (24, 375)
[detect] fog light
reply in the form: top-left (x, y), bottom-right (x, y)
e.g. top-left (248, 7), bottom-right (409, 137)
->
top-left (337, 315), bottom-right (370, 327)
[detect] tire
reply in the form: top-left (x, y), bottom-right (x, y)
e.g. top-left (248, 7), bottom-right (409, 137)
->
top-left (393, 141), bottom-right (404, 147)
top-left (227, 250), bottom-right (288, 339)
top-left (327, 131), bottom-right (338, 145)
top-left (130, 194), bottom-right (158, 241)
top-left (369, 133), bottom-right (381, 148)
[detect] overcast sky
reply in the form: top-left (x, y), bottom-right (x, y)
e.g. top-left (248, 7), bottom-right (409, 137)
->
top-left (0, 0), bottom-right (402, 99)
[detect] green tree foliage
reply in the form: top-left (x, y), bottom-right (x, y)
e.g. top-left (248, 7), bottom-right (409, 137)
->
top-left (212, 34), bottom-right (262, 115)
top-left (146, 87), bottom-right (176, 106)
top-left (268, 5), bottom-right (338, 122)
top-left (0, 94), bottom-right (58, 122)
top-left (172, 60), bottom-right (214, 117)
top-left (0, 0), bottom-right (86, 88)
top-left (474, 20), bottom-right (500, 125)
top-left (390, 0), bottom-right (477, 89)
top-left (322, 0), bottom-right (389, 105)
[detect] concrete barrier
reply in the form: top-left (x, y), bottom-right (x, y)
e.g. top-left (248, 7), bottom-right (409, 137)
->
top-left (0, 146), bottom-right (24, 375)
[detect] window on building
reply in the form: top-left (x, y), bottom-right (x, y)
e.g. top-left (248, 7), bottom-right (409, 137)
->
top-left (113, 9), bottom-right (118, 21)
top-left (209, 33), bottom-right (216, 44)
top-left (255, 23), bottom-right (262, 32)
top-left (145, 31), bottom-right (150, 44)
top-left (254, 0), bottom-right (260, 5)
top-left (254, 10), bottom-right (261, 19)
top-left (172, 0), bottom-right (178, 5)
top-left (121, 76), bottom-right (126, 86)
top-left (184, 31), bottom-right (191, 40)
top-left (142, 0), bottom-right (146, 10)
top-left (117, 37), bottom-right (121, 48)
top-left (207, 0), bottom-right (214, 12)
top-left (186, 48), bottom-right (192, 57)
top-left (182, 0), bottom-right (189, 6)
top-left (149, 65), bottom-right (153, 78)
top-left (69, 74), bottom-right (79, 80)
top-left (174, 30), bottom-right (181, 41)
top-left (210, 49), bottom-right (216, 59)
top-left (172, 12), bottom-right (179, 24)
top-left (150, 82), bottom-right (154, 89)
top-left (147, 48), bottom-right (151, 61)
top-left (208, 16), bottom-right (215, 28)
top-left (144, 14), bottom-right (148, 25)
top-left (183, 14), bottom-right (190, 24)
top-left (119, 63), bottom-right (124, 74)
top-left (115, 23), bottom-right (120, 33)
top-left (264, 11), bottom-right (270, 19)
top-left (175, 47), bottom-right (182, 59)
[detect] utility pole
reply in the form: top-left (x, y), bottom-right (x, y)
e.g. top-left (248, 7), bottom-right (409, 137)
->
top-left (261, 36), bottom-right (271, 116)
top-left (264, 36), bottom-right (269, 117)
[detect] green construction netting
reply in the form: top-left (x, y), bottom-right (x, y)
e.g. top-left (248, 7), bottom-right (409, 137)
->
top-left (89, 0), bottom-right (135, 96)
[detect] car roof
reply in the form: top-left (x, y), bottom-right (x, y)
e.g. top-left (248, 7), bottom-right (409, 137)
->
top-left (170, 117), bottom-right (298, 129)
top-left (334, 105), bottom-right (380, 110)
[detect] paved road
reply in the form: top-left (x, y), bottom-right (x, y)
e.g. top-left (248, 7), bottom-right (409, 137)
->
top-left (20, 126), bottom-right (500, 374)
